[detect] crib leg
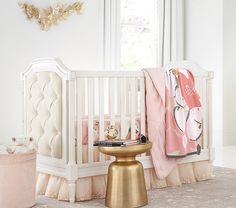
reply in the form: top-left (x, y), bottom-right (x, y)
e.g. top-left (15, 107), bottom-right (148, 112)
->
top-left (68, 181), bottom-right (76, 203)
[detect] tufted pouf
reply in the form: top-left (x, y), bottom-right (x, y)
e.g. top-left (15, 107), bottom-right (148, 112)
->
top-left (0, 150), bottom-right (36, 208)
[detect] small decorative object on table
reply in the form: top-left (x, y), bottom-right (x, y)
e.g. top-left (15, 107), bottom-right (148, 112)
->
top-left (140, 134), bottom-right (148, 143)
top-left (94, 139), bottom-right (139, 147)
top-left (94, 134), bottom-right (148, 147)
top-left (104, 125), bottom-right (119, 140)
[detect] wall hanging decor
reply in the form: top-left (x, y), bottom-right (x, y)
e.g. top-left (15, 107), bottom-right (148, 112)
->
top-left (18, 1), bottom-right (83, 31)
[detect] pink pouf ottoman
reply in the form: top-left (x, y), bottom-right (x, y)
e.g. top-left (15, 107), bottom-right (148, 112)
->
top-left (0, 150), bottom-right (36, 208)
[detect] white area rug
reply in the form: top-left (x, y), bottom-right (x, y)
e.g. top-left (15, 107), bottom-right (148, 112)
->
top-left (35, 167), bottom-right (236, 208)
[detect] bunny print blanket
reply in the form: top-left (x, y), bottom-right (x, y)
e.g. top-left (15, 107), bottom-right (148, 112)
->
top-left (144, 68), bottom-right (202, 178)
top-left (165, 68), bottom-right (202, 157)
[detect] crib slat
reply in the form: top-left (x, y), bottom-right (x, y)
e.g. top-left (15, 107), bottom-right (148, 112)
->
top-left (62, 80), bottom-right (68, 163)
top-left (130, 78), bottom-right (136, 140)
top-left (81, 79), bottom-right (85, 116)
top-left (109, 78), bottom-right (115, 125)
top-left (109, 78), bottom-right (116, 161)
top-left (202, 77), bottom-right (208, 149)
top-left (88, 78), bottom-right (94, 163)
top-left (77, 78), bottom-right (84, 164)
top-left (140, 77), bottom-right (146, 157)
top-left (120, 78), bottom-right (126, 139)
top-left (126, 78), bottom-right (130, 114)
top-left (207, 72), bottom-right (214, 160)
top-left (99, 78), bottom-right (105, 162)
top-left (135, 79), bottom-right (138, 114)
top-left (117, 78), bottom-right (121, 115)
top-left (109, 78), bottom-right (116, 162)
top-left (196, 76), bottom-right (205, 149)
top-left (69, 77), bottom-right (76, 165)
top-left (140, 77), bottom-right (146, 136)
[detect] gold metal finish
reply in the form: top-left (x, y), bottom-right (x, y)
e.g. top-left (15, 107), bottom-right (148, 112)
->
top-left (99, 142), bottom-right (152, 208)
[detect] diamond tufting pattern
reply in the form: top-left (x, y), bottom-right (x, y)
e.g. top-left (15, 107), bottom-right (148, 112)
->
top-left (27, 72), bottom-right (62, 158)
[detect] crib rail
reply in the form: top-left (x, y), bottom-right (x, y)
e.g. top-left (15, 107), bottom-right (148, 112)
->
top-left (72, 69), bottom-right (214, 167)
top-left (75, 71), bottom-right (143, 77)
top-left (74, 71), bottom-right (146, 165)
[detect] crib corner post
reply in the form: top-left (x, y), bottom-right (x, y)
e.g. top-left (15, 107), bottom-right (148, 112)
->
top-left (68, 180), bottom-right (76, 203)
top-left (207, 71), bottom-right (214, 161)
top-left (67, 71), bottom-right (77, 203)
top-left (66, 164), bottom-right (77, 203)
top-left (68, 72), bottom-right (76, 165)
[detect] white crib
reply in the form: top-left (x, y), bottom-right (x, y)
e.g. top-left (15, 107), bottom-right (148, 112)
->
top-left (21, 58), bottom-right (214, 202)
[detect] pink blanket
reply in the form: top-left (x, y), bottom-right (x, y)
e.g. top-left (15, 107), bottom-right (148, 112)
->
top-left (144, 69), bottom-right (177, 179)
top-left (144, 68), bottom-right (202, 179)
top-left (165, 69), bottom-right (202, 157)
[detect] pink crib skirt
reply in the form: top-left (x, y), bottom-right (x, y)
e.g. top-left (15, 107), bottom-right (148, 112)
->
top-left (0, 150), bottom-right (36, 208)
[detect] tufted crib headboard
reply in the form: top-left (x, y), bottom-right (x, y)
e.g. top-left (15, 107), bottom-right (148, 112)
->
top-left (26, 72), bottom-right (62, 158)
top-left (21, 58), bottom-right (71, 160)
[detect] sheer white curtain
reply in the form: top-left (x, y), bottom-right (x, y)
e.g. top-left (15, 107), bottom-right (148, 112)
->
top-left (100, 0), bottom-right (184, 69)
top-left (100, 0), bottom-right (120, 70)
top-left (158, 0), bottom-right (184, 66)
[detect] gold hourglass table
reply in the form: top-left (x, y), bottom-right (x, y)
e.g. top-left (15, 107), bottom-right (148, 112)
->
top-left (98, 142), bottom-right (152, 208)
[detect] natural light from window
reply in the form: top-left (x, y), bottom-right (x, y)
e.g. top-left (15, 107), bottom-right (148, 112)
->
top-left (120, 0), bottom-right (159, 70)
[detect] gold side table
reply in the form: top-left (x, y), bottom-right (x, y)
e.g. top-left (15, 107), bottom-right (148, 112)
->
top-left (98, 142), bottom-right (152, 208)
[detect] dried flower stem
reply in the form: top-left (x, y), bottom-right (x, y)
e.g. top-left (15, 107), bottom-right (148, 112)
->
top-left (19, 1), bottom-right (83, 31)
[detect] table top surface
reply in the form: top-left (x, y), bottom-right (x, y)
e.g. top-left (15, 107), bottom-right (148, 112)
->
top-left (98, 142), bottom-right (152, 157)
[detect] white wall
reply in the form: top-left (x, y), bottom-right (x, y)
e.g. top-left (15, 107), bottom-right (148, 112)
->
top-left (0, 0), bottom-right (227, 147)
top-left (184, 0), bottom-right (223, 146)
top-left (223, 0), bottom-right (236, 145)
top-left (0, 0), bottom-right (101, 144)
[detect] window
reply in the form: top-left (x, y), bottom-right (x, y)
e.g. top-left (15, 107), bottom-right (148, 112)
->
top-left (120, 0), bottom-right (159, 70)
top-left (102, 0), bottom-right (184, 70)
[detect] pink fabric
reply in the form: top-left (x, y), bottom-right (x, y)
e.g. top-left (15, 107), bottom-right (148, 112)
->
top-left (77, 116), bottom-right (141, 145)
top-left (144, 68), bottom-right (202, 178)
top-left (178, 70), bottom-right (201, 109)
top-left (0, 151), bottom-right (36, 208)
top-left (165, 69), bottom-right (202, 156)
top-left (143, 69), bottom-right (177, 179)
